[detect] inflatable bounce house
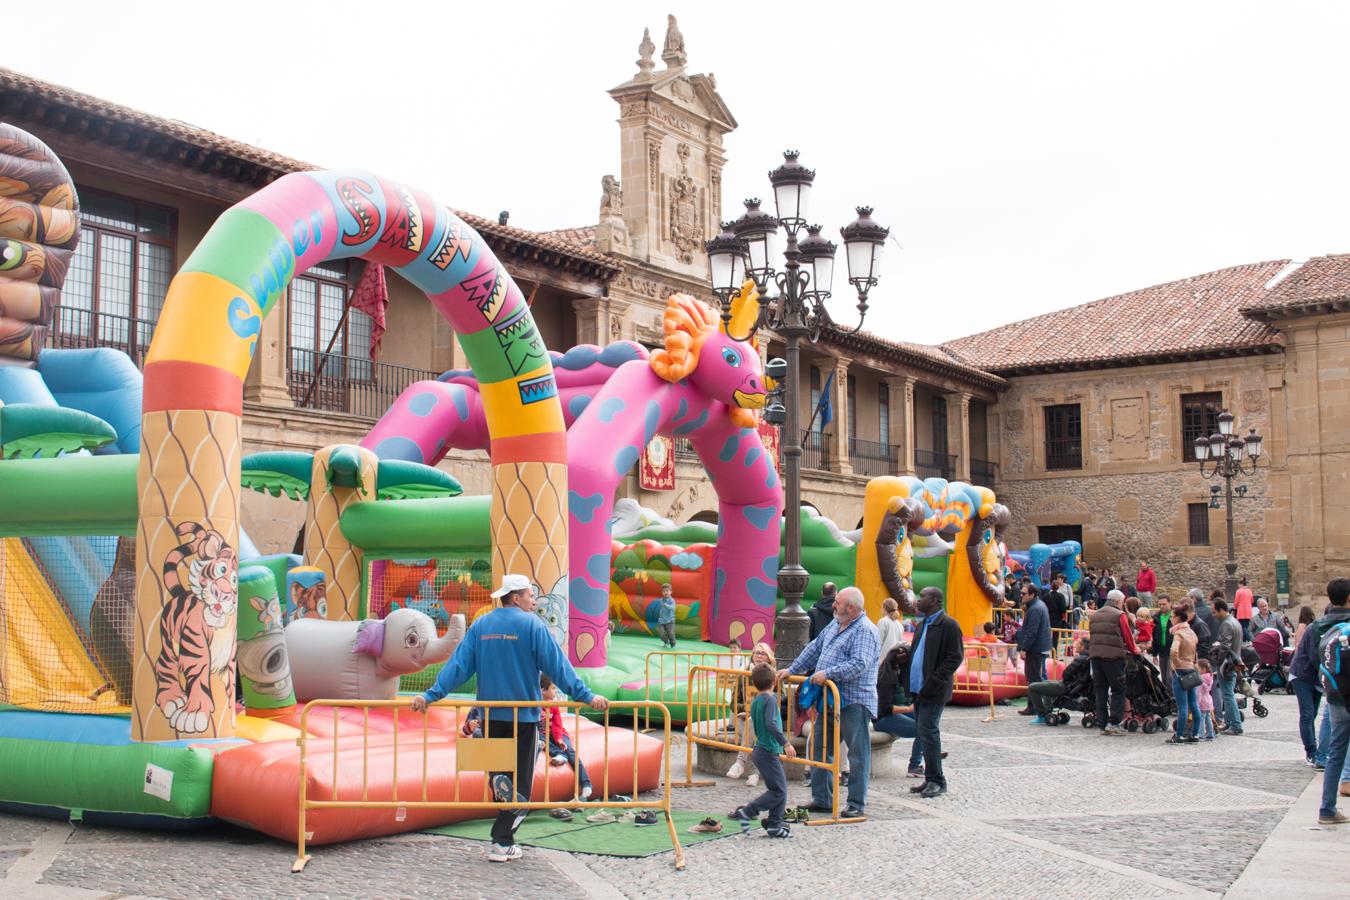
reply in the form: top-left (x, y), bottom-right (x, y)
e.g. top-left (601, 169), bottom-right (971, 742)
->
top-left (0, 123), bottom-right (1021, 844)
top-left (1008, 540), bottom-right (1084, 591)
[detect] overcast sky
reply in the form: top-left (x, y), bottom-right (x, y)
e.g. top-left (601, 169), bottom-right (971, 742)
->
top-left (9, 1), bottom-right (1350, 344)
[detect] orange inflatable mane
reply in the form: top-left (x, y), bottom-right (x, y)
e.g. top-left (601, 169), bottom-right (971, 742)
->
top-left (648, 293), bottom-right (718, 383)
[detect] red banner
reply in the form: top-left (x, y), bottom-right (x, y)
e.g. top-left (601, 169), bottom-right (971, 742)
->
top-left (639, 435), bottom-right (675, 491)
top-left (757, 421), bottom-right (782, 475)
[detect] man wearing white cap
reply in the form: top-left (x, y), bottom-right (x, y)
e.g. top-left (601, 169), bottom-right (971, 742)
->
top-left (413, 573), bottom-right (608, 862)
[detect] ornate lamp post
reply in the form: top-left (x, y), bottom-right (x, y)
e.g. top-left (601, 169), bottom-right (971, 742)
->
top-left (1193, 410), bottom-right (1264, 602)
top-left (705, 150), bottom-right (889, 664)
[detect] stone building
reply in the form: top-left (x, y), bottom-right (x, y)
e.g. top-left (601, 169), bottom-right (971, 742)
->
top-left (945, 258), bottom-right (1350, 606)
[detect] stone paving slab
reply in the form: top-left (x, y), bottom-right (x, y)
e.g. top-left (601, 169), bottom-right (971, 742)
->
top-left (38, 833), bottom-right (586, 900)
top-left (997, 806), bottom-right (1284, 893)
top-left (1150, 762), bottom-right (1316, 799)
top-left (0, 817), bottom-right (49, 847)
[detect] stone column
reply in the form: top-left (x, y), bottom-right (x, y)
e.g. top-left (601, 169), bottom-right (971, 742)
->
top-left (829, 356), bottom-right (853, 476)
top-left (947, 390), bottom-right (972, 482)
top-left (572, 297), bottom-right (605, 346)
top-left (243, 293), bottom-right (293, 406)
top-left (885, 375), bottom-right (917, 476)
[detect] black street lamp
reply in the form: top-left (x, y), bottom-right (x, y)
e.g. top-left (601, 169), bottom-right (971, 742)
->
top-left (705, 150), bottom-right (889, 665)
top-left (1193, 410), bottom-right (1264, 602)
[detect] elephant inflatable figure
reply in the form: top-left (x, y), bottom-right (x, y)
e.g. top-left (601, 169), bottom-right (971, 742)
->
top-left (284, 607), bottom-right (465, 701)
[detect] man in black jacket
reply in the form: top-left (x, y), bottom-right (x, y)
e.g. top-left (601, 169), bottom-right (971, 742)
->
top-left (808, 583), bottom-right (837, 640)
top-left (907, 587), bottom-right (965, 798)
top-left (1152, 595), bottom-right (1174, 696)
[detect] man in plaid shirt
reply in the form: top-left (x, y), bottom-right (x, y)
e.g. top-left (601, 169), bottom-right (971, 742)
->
top-left (780, 586), bottom-right (879, 818)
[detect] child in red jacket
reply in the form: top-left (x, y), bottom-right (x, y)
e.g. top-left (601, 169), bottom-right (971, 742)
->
top-left (541, 674), bottom-right (593, 800)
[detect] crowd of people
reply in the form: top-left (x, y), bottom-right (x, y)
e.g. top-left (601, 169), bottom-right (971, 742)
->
top-left (410, 564), bottom-right (1350, 863)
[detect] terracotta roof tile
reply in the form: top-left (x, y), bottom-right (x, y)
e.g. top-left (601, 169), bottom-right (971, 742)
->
top-left (941, 261), bottom-right (1290, 375)
top-left (1241, 254), bottom-right (1350, 318)
top-left (542, 225), bottom-right (599, 247)
top-left (821, 326), bottom-right (1007, 390)
top-left (0, 65), bottom-right (616, 274)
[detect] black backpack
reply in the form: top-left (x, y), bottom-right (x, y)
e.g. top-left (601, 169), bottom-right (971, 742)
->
top-left (1319, 622), bottom-right (1350, 702)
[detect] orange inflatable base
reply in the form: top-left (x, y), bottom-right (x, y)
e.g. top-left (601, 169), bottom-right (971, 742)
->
top-left (950, 657), bottom-right (1066, 706)
top-left (210, 709), bottom-right (663, 845)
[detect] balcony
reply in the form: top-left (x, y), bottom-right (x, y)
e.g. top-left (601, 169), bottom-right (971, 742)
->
top-left (915, 448), bottom-right (955, 480)
top-left (287, 347), bottom-right (438, 419)
top-left (801, 429), bottom-right (830, 471)
top-left (970, 457), bottom-right (997, 488)
top-left (848, 437), bottom-right (898, 478)
top-left (46, 308), bottom-right (154, 367)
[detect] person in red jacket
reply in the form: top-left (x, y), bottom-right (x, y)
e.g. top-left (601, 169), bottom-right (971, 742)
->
top-left (1136, 561), bottom-right (1158, 607)
top-left (540, 674), bottom-right (593, 801)
top-left (1234, 577), bottom-right (1255, 640)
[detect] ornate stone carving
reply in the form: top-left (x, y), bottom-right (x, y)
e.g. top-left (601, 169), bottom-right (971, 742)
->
top-left (648, 139), bottom-right (661, 190)
top-left (672, 77), bottom-right (695, 101)
top-left (636, 27), bottom-right (656, 77)
top-left (662, 14), bottom-right (687, 68)
top-left (655, 110), bottom-right (695, 134)
top-left (597, 175), bottom-right (628, 252)
top-left (619, 100), bottom-right (647, 118)
top-left (612, 271), bottom-right (687, 301)
top-left (710, 167), bottom-right (722, 223)
top-left (668, 144), bottom-right (703, 263)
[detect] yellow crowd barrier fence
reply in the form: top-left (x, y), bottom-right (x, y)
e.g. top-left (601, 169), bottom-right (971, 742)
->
top-left (677, 665), bottom-right (863, 827)
top-left (953, 644), bottom-right (1001, 723)
top-left (640, 649), bottom-right (749, 731)
top-left (291, 698), bottom-right (683, 874)
top-left (1051, 626), bottom-right (1088, 660)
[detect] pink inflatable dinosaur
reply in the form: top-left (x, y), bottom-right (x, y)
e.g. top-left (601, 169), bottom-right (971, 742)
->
top-left (362, 293), bottom-right (783, 666)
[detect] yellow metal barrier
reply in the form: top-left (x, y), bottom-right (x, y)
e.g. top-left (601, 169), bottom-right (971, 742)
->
top-left (1051, 626), bottom-right (1088, 660)
top-left (953, 644), bottom-right (1001, 723)
top-left (678, 665), bottom-right (863, 826)
top-left (291, 698), bottom-right (683, 873)
top-left (640, 649), bottom-right (749, 731)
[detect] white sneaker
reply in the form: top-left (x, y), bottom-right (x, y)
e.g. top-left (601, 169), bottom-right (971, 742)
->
top-left (746, 772), bottom-right (760, 788)
top-left (488, 843), bottom-right (522, 862)
top-left (550, 754), bottom-right (567, 766)
top-left (580, 784), bottom-right (593, 800)
top-left (727, 759), bottom-right (745, 780)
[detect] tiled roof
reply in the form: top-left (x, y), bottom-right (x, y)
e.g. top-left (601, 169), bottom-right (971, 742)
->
top-left (821, 325), bottom-right (1007, 391)
top-left (941, 261), bottom-right (1290, 375)
top-left (542, 225), bottom-right (599, 247)
top-left (0, 65), bottom-right (616, 276)
top-left (0, 65), bottom-right (311, 177)
top-left (1241, 255), bottom-right (1350, 320)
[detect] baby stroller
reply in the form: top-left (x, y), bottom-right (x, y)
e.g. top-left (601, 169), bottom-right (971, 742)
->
top-left (1250, 627), bottom-right (1294, 694)
top-left (1209, 644), bottom-right (1269, 719)
top-left (1119, 654), bottom-right (1171, 734)
top-left (1045, 655), bottom-right (1094, 726)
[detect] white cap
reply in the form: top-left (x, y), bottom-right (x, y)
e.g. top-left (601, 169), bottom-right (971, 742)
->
top-left (490, 573), bottom-right (532, 598)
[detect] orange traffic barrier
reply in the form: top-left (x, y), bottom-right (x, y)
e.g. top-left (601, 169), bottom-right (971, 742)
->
top-left (640, 649), bottom-right (749, 731)
top-left (678, 665), bottom-right (863, 827)
top-left (953, 644), bottom-right (1001, 723)
top-left (290, 698), bottom-right (682, 873)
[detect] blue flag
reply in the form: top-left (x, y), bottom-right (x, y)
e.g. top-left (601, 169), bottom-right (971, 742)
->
top-left (816, 369), bottom-right (835, 429)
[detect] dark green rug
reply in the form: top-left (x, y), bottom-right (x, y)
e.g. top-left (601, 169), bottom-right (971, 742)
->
top-left (421, 809), bottom-right (735, 857)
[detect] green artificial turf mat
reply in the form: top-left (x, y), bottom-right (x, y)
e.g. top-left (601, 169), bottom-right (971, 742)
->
top-left (422, 809), bottom-right (736, 856)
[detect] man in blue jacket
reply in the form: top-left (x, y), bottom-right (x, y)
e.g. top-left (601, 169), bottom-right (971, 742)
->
top-left (1017, 585), bottom-right (1052, 717)
top-left (412, 573), bottom-right (609, 862)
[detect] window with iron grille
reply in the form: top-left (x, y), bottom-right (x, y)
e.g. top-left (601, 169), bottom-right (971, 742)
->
top-left (932, 395), bottom-right (948, 456)
top-left (287, 261), bottom-right (375, 410)
top-left (1044, 404), bottom-right (1082, 470)
top-left (1181, 391), bottom-right (1223, 455)
top-left (54, 188), bottom-right (176, 359)
top-left (847, 374), bottom-right (857, 443)
top-left (809, 367), bottom-right (823, 432)
top-left (879, 383), bottom-right (890, 443)
top-left (1187, 502), bottom-right (1210, 546)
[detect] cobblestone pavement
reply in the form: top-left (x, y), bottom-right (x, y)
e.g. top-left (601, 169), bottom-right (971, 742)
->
top-left (1, 691), bottom-right (1345, 899)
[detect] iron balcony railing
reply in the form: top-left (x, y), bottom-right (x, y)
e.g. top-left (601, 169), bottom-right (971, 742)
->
top-left (288, 347), bottom-right (439, 419)
top-left (915, 448), bottom-right (955, 481)
top-left (848, 437), bottom-right (898, 478)
top-left (970, 457), bottom-right (997, 488)
top-left (801, 429), bottom-right (830, 471)
top-left (45, 308), bottom-right (155, 367)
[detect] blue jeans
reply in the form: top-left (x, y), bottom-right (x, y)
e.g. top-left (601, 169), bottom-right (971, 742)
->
top-left (1315, 704), bottom-right (1350, 782)
top-left (549, 735), bottom-right (591, 791)
top-left (1293, 678), bottom-right (1322, 759)
top-left (810, 703), bottom-right (871, 812)
top-left (1220, 671), bottom-right (1242, 732)
top-left (1199, 707), bottom-right (1215, 739)
top-left (1172, 671), bottom-right (1200, 737)
top-left (915, 701), bottom-right (947, 787)
top-left (874, 712), bottom-right (920, 771)
top-left (1320, 701), bottom-right (1350, 818)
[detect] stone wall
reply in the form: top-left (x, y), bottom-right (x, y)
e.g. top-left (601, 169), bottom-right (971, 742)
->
top-left (990, 354), bottom-right (1297, 601)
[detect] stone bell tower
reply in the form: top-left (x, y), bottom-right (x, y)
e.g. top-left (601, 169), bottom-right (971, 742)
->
top-left (603, 15), bottom-right (737, 283)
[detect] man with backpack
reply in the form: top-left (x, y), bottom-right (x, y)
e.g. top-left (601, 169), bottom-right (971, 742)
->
top-left (1291, 577), bottom-right (1350, 825)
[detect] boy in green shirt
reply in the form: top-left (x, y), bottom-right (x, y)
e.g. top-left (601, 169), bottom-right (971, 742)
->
top-left (729, 664), bottom-right (796, 837)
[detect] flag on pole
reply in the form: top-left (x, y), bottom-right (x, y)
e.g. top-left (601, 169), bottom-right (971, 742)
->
top-left (349, 261), bottom-right (389, 359)
top-left (816, 369), bottom-right (836, 429)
